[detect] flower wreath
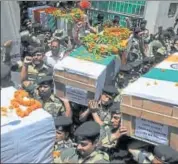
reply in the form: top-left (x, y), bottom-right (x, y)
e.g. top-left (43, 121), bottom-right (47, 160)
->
top-left (1, 90), bottom-right (42, 118)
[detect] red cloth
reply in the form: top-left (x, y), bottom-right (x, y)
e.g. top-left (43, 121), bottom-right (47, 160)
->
top-left (79, 0), bottom-right (91, 9)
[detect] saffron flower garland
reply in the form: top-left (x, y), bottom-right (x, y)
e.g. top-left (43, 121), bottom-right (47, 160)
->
top-left (1, 90), bottom-right (42, 118)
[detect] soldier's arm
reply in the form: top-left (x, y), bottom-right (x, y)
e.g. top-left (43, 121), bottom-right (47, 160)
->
top-left (91, 112), bottom-right (104, 126)
top-left (20, 64), bottom-right (28, 82)
top-left (60, 98), bottom-right (72, 118)
top-left (79, 108), bottom-right (90, 122)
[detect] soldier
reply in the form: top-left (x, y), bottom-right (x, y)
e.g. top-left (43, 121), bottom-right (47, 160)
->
top-left (19, 47), bottom-right (52, 94)
top-left (57, 121), bottom-right (110, 163)
top-left (92, 85), bottom-right (119, 123)
top-left (36, 76), bottom-right (72, 118)
top-left (112, 15), bottom-right (120, 27)
top-left (152, 144), bottom-right (178, 164)
top-left (89, 102), bottom-right (127, 148)
top-left (20, 47), bottom-right (50, 82)
top-left (53, 116), bottom-right (74, 163)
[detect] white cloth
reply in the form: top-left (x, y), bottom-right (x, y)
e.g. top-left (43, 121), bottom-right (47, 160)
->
top-left (1, 87), bottom-right (56, 163)
top-left (45, 50), bottom-right (65, 68)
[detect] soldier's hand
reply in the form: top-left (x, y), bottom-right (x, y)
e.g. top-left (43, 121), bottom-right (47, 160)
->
top-left (3, 40), bottom-right (12, 47)
top-left (24, 56), bottom-right (32, 65)
top-left (88, 100), bottom-right (99, 113)
top-left (60, 97), bottom-right (69, 103)
top-left (113, 126), bottom-right (127, 140)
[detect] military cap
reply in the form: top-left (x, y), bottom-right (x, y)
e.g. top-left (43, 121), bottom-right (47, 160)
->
top-left (103, 85), bottom-right (118, 96)
top-left (154, 144), bottom-right (178, 163)
top-left (1, 62), bottom-right (11, 80)
top-left (37, 76), bottom-right (53, 85)
top-left (31, 47), bottom-right (45, 56)
top-left (109, 102), bottom-right (120, 114)
top-left (74, 121), bottom-right (100, 139)
top-left (54, 116), bottom-right (72, 131)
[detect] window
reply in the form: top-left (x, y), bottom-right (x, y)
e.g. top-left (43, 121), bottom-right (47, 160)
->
top-left (168, 3), bottom-right (178, 18)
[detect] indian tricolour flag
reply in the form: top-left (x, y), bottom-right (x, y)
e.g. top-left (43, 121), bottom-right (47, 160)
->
top-left (123, 53), bottom-right (178, 105)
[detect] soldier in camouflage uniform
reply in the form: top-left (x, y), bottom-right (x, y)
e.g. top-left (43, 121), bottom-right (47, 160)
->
top-left (53, 116), bottom-right (74, 163)
top-left (88, 101), bottom-right (127, 149)
top-left (35, 76), bottom-right (72, 118)
top-left (19, 47), bottom-right (52, 95)
top-left (92, 85), bottom-right (119, 123)
top-left (56, 121), bottom-right (110, 163)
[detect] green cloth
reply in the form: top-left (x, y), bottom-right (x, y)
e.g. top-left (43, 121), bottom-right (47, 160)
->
top-left (142, 68), bottom-right (178, 83)
top-left (69, 46), bottom-right (116, 65)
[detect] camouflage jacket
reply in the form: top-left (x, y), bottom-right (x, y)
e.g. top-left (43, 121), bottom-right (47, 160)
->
top-left (18, 61), bottom-right (49, 82)
top-left (55, 148), bottom-right (110, 163)
top-left (96, 104), bottom-right (111, 123)
top-left (54, 139), bottom-right (74, 152)
top-left (40, 94), bottom-right (65, 118)
top-left (100, 122), bottom-right (117, 149)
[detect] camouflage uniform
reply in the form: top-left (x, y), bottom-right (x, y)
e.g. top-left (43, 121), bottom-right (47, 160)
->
top-left (18, 61), bottom-right (49, 82)
top-left (53, 116), bottom-right (74, 163)
top-left (97, 85), bottom-right (119, 123)
top-left (56, 121), bottom-right (110, 163)
top-left (40, 94), bottom-right (66, 118)
top-left (55, 148), bottom-right (109, 163)
top-left (100, 122), bottom-right (117, 149)
top-left (96, 104), bottom-right (111, 123)
top-left (54, 139), bottom-right (74, 152)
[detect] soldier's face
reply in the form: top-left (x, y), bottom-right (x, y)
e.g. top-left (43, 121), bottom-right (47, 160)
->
top-left (111, 113), bottom-right (121, 129)
top-left (56, 130), bottom-right (65, 142)
top-left (101, 93), bottom-right (112, 105)
top-left (39, 84), bottom-right (52, 98)
top-left (76, 140), bottom-right (95, 158)
top-left (32, 53), bottom-right (44, 65)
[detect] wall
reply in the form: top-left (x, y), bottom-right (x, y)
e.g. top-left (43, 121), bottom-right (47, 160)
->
top-left (1, 1), bottom-right (21, 56)
top-left (144, 1), bottom-right (178, 34)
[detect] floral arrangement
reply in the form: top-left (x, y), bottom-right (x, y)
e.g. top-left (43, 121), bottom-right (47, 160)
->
top-left (82, 27), bottom-right (132, 57)
top-left (1, 90), bottom-right (42, 118)
top-left (52, 8), bottom-right (85, 23)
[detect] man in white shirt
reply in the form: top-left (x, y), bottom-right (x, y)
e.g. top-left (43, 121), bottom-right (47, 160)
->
top-left (45, 39), bottom-right (72, 68)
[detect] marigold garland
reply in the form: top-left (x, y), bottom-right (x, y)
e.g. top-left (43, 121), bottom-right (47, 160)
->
top-left (1, 90), bottom-right (42, 118)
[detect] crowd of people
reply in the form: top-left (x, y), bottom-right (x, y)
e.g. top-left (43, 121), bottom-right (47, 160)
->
top-left (1, 1), bottom-right (178, 163)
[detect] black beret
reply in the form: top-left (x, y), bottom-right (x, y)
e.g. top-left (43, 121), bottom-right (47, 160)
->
top-left (54, 116), bottom-right (72, 131)
top-left (154, 144), bottom-right (178, 163)
top-left (31, 47), bottom-right (45, 55)
top-left (37, 76), bottom-right (53, 85)
top-left (1, 62), bottom-right (11, 80)
top-left (103, 85), bottom-right (118, 96)
top-left (74, 121), bottom-right (100, 138)
top-left (109, 102), bottom-right (120, 114)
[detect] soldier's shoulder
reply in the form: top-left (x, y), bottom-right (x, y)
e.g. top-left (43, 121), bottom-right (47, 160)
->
top-left (92, 150), bottom-right (110, 162)
top-left (50, 94), bottom-right (63, 103)
top-left (60, 147), bottom-right (77, 161)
